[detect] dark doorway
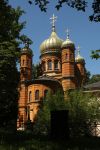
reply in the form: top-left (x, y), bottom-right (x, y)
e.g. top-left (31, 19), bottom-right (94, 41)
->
top-left (50, 110), bottom-right (69, 139)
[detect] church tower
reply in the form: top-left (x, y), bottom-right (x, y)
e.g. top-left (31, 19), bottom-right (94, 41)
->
top-left (61, 30), bottom-right (76, 92)
top-left (40, 14), bottom-right (63, 79)
top-left (75, 46), bottom-right (86, 87)
top-left (18, 41), bottom-right (33, 128)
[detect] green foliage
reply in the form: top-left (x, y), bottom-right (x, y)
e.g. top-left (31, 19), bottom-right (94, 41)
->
top-left (33, 101), bottom-right (50, 135)
top-left (88, 74), bottom-right (100, 84)
top-left (33, 90), bottom-right (100, 137)
top-left (0, 0), bottom-right (26, 129)
top-left (33, 90), bottom-right (65, 135)
top-left (91, 49), bottom-right (100, 59)
top-left (83, 70), bottom-right (91, 85)
top-left (66, 90), bottom-right (100, 123)
top-left (32, 63), bottom-right (42, 79)
top-left (66, 90), bottom-right (100, 136)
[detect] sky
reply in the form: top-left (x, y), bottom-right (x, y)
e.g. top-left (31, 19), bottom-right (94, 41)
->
top-left (9, 0), bottom-right (100, 75)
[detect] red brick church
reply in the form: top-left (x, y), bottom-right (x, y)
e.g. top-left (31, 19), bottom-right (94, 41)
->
top-left (18, 14), bottom-right (86, 128)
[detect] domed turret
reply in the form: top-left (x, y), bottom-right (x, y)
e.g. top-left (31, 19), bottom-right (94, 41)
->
top-left (40, 14), bottom-right (63, 54)
top-left (61, 29), bottom-right (75, 49)
top-left (21, 41), bottom-right (33, 56)
top-left (75, 46), bottom-right (85, 63)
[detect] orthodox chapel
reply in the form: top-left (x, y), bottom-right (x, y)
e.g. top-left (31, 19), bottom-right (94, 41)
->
top-left (18, 14), bottom-right (86, 128)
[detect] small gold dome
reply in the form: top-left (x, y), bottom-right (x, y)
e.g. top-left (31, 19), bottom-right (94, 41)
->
top-left (40, 31), bottom-right (63, 54)
top-left (61, 30), bottom-right (74, 49)
top-left (75, 47), bottom-right (84, 63)
top-left (21, 44), bottom-right (33, 56)
top-left (61, 38), bottom-right (74, 49)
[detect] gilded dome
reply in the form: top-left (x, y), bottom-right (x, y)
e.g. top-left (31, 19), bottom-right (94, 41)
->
top-left (61, 30), bottom-right (75, 49)
top-left (75, 48), bottom-right (84, 63)
top-left (21, 43), bottom-right (33, 56)
top-left (40, 31), bottom-right (63, 54)
top-left (61, 38), bottom-right (74, 48)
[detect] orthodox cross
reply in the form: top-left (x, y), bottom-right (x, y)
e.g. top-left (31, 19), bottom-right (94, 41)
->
top-left (24, 39), bottom-right (30, 48)
top-left (50, 14), bottom-right (57, 31)
top-left (77, 45), bottom-right (81, 56)
top-left (65, 29), bottom-right (70, 39)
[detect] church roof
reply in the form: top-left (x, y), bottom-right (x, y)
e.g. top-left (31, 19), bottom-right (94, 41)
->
top-left (61, 29), bottom-right (75, 49)
top-left (40, 31), bottom-right (63, 54)
top-left (40, 14), bottom-right (63, 54)
top-left (84, 81), bottom-right (100, 90)
top-left (25, 75), bottom-right (62, 87)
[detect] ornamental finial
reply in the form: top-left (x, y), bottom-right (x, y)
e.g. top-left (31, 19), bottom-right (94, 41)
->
top-left (50, 14), bottom-right (57, 32)
top-left (77, 45), bottom-right (81, 56)
top-left (24, 39), bottom-right (31, 48)
top-left (65, 29), bottom-right (70, 39)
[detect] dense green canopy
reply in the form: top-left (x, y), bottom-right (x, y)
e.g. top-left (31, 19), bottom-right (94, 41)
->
top-left (0, 0), bottom-right (25, 129)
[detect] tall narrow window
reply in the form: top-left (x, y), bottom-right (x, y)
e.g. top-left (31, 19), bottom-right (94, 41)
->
top-left (29, 91), bottom-right (32, 102)
top-left (22, 60), bottom-right (25, 66)
top-left (44, 89), bottom-right (48, 99)
top-left (35, 90), bottom-right (39, 101)
top-left (54, 60), bottom-right (58, 70)
top-left (42, 61), bottom-right (46, 71)
top-left (48, 60), bottom-right (52, 70)
top-left (27, 106), bottom-right (30, 120)
top-left (66, 54), bottom-right (68, 60)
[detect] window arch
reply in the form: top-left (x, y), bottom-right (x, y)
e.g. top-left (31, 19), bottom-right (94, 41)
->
top-left (47, 60), bottom-right (52, 70)
top-left (35, 90), bottom-right (39, 100)
top-left (29, 91), bottom-right (32, 102)
top-left (44, 89), bottom-right (48, 99)
top-left (54, 60), bottom-right (59, 70)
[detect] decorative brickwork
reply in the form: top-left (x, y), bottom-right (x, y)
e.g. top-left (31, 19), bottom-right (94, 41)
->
top-left (17, 16), bottom-right (86, 129)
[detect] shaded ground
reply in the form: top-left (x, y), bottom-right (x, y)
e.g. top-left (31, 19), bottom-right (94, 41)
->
top-left (0, 131), bottom-right (100, 150)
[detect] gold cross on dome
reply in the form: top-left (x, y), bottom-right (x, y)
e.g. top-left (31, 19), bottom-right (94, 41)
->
top-left (65, 29), bottom-right (70, 39)
top-left (77, 45), bottom-right (81, 55)
top-left (50, 14), bottom-right (57, 28)
top-left (77, 45), bottom-right (81, 52)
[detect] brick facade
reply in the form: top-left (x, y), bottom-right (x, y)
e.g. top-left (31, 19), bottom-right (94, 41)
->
top-left (17, 24), bottom-right (86, 129)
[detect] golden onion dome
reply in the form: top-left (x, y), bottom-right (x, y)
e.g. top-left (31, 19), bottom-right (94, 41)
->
top-left (40, 14), bottom-right (63, 54)
top-left (61, 30), bottom-right (75, 49)
top-left (40, 31), bottom-right (63, 53)
top-left (75, 47), bottom-right (85, 63)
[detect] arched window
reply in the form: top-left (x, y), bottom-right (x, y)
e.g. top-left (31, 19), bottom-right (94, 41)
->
top-left (29, 91), bottom-right (32, 102)
top-left (48, 60), bottom-right (52, 70)
top-left (44, 89), bottom-right (48, 99)
top-left (35, 90), bottom-right (39, 100)
top-left (66, 54), bottom-right (68, 60)
top-left (54, 60), bottom-right (59, 70)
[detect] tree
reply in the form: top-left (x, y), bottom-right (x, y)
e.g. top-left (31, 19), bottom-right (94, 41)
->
top-left (33, 90), bottom-right (65, 135)
top-left (65, 90), bottom-right (100, 137)
top-left (32, 63), bottom-right (42, 79)
top-left (88, 74), bottom-right (100, 84)
top-left (33, 90), bottom-right (100, 137)
top-left (0, 0), bottom-right (25, 129)
top-left (91, 49), bottom-right (100, 59)
top-left (27, 0), bottom-right (100, 22)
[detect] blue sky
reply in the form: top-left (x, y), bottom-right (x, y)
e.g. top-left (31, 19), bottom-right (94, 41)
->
top-left (9, 0), bottom-right (100, 75)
